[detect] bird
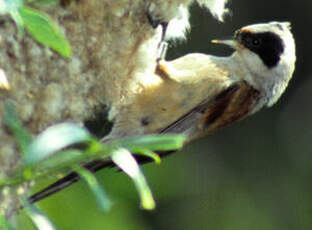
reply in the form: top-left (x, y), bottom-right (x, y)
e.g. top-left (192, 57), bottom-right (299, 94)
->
top-left (29, 21), bottom-right (296, 203)
top-left (107, 21), bottom-right (296, 139)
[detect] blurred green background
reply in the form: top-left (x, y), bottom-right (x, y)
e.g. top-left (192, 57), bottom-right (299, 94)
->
top-left (17, 0), bottom-right (312, 229)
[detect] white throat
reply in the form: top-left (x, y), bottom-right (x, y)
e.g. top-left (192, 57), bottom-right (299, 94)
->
top-left (230, 47), bottom-right (295, 107)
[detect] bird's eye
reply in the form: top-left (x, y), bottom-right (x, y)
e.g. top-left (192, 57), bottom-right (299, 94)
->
top-left (252, 38), bottom-right (261, 46)
top-left (239, 33), bottom-right (262, 48)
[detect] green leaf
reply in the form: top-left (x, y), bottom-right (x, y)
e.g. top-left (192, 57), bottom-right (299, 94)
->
top-left (73, 166), bottom-right (113, 213)
top-left (26, 0), bottom-right (59, 7)
top-left (26, 122), bottom-right (92, 165)
top-left (4, 101), bottom-right (32, 157)
top-left (129, 147), bottom-right (161, 164)
top-left (112, 148), bottom-right (155, 210)
top-left (0, 214), bottom-right (13, 230)
top-left (119, 134), bottom-right (186, 151)
top-left (21, 198), bottom-right (56, 230)
top-left (30, 150), bottom-right (84, 173)
top-left (19, 6), bottom-right (71, 57)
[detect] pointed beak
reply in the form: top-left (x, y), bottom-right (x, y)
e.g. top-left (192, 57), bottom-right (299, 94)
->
top-left (211, 39), bottom-right (239, 50)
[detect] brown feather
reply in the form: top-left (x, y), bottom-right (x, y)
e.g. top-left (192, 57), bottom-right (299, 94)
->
top-left (159, 81), bottom-right (260, 140)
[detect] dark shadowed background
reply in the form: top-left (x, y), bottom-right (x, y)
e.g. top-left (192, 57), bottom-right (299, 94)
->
top-left (17, 1), bottom-right (312, 229)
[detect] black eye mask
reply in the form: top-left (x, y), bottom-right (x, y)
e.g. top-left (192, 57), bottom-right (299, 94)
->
top-left (236, 31), bottom-right (285, 68)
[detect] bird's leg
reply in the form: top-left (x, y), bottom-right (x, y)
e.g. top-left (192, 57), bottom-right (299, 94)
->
top-left (159, 22), bottom-right (168, 44)
top-left (157, 41), bottom-right (168, 62)
top-left (146, 5), bottom-right (169, 61)
top-left (156, 22), bottom-right (169, 62)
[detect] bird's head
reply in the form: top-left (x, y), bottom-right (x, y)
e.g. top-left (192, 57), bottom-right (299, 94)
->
top-left (213, 22), bottom-right (296, 106)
